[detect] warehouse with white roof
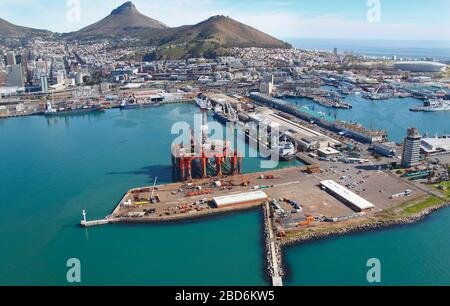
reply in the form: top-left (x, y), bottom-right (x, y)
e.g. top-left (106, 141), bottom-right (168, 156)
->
top-left (213, 191), bottom-right (268, 208)
top-left (321, 180), bottom-right (375, 212)
top-left (421, 137), bottom-right (450, 155)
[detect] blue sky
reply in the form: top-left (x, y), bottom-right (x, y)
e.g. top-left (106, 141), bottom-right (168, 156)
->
top-left (1, 0), bottom-right (449, 40)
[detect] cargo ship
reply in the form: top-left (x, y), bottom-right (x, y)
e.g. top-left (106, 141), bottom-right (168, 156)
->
top-left (119, 92), bottom-right (163, 110)
top-left (119, 100), bottom-right (161, 109)
top-left (213, 103), bottom-right (238, 124)
top-left (312, 96), bottom-right (353, 109)
top-left (410, 99), bottom-right (450, 112)
top-left (213, 111), bottom-right (231, 125)
top-left (44, 101), bottom-right (103, 116)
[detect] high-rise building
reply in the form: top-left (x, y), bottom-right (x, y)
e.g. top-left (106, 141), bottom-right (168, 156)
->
top-left (259, 75), bottom-right (274, 95)
top-left (56, 70), bottom-right (65, 85)
top-left (75, 72), bottom-right (83, 85)
top-left (0, 70), bottom-right (7, 86)
top-left (5, 64), bottom-right (25, 87)
top-left (40, 75), bottom-right (48, 93)
top-left (6, 51), bottom-right (16, 66)
top-left (27, 50), bottom-right (36, 61)
top-left (401, 128), bottom-right (422, 168)
top-left (35, 60), bottom-right (48, 78)
top-left (333, 48), bottom-right (338, 56)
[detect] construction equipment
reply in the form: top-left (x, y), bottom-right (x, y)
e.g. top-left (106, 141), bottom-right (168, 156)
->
top-left (299, 216), bottom-right (315, 227)
top-left (134, 201), bottom-right (150, 206)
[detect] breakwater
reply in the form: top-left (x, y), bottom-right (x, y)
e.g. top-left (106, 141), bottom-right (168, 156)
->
top-left (262, 202), bottom-right (284, 286)
top-left (280, 202), bottom-right (450, 247)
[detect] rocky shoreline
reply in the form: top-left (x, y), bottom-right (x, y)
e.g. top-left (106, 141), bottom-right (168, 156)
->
top-left (279, 202), bottom-right (450, 247)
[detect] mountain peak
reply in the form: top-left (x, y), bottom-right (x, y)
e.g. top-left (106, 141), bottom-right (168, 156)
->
top-left (68, 1), bottom-right (167, 39)
top-left (111, 1), bottom-right (137, 15)
top-left (0, 17), bottom-right (51, 38)
top-left (202, 15), bottom-right (231, 24)
top-left (209, 15), bottom-right (228, 20)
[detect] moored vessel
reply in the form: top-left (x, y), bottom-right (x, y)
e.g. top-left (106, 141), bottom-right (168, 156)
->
top-left (44, 101), bottom-right (103, 116)
top-left (195, 96), bottom-right (212, 111)
top-left (410, 99), bottom-right (450, 112)
top-left (277, 136), bottom-right (297, 161)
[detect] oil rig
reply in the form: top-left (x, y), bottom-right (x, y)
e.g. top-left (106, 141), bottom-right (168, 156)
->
top-left (171, 105), bottom-right (243, 182)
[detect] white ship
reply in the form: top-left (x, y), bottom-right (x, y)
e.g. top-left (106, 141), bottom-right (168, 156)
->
top-left (195, 96), bottom-right (212, 111)
top-left (277, 136), bottom-right (297, 161)
top-left (410, 99), bottom-right (450, 112)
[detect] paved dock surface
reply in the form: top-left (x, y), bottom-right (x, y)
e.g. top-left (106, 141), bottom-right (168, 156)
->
top-left (109, 162), bottom-right (426, 224)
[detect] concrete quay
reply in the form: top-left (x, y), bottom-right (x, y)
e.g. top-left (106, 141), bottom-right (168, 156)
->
top-left (80, 219), bottom-right (114, 227)
top-left (263, 202), bottom-right (284, 286)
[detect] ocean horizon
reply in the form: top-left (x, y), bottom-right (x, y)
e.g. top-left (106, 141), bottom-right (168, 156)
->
top-left (288, 38), bottom-right (450, 61)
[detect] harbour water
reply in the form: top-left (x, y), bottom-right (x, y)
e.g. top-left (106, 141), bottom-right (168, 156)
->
top-left (284, 208), bottom-right (450, 286)
top-left (0, 104), bottom-right (291, 286)
top-left (0, 103), bottom-right (449, 285)
top-left (285, 93), bottom-right (449, 142)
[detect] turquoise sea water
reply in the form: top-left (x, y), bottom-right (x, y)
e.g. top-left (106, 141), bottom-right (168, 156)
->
top-left (0, 103), bottom-right (449, 285)
top-left (285, 93), bottom-right (449, 142)
top-left (285, 208), bottom-right (450, 286)
top-left (0, 104), bottom-right (293, 286)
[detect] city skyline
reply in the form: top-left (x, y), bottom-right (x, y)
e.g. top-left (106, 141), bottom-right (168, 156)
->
top-left (0, 0), bottom-right (449, 41)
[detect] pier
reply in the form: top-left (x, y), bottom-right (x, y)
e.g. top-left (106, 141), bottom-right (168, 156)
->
top-left (0, 111), bottom-right (43, 119)
top-left (160, 99), bottom-right (195, 105)
top-left (80, 209), bottom-right (116, 227)
top-left (263, 202), bottom-right (283, 286)
top-left (80, 218), bottom-right (113, 227)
